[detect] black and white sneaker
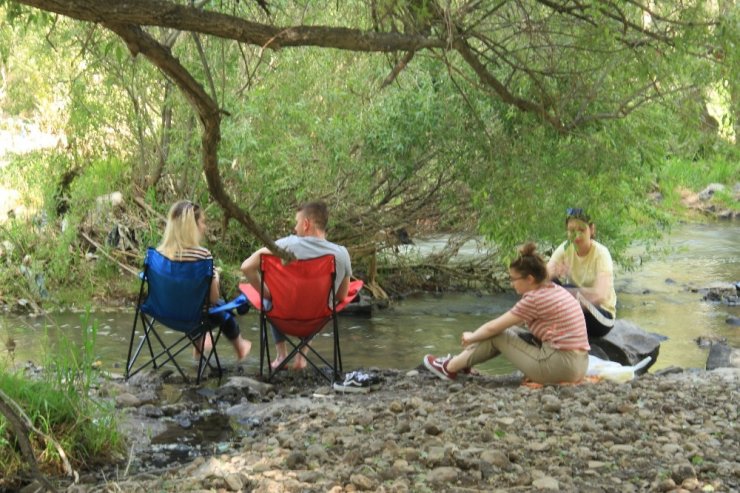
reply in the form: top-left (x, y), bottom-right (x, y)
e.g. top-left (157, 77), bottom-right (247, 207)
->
top-left (333, 371), bottom-right (381, 393)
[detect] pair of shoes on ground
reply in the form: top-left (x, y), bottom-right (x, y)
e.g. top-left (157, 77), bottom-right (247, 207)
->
top-left (333, 370), bottom-right (382, 393)
top-left (423, 354), bottom-right (479, 381)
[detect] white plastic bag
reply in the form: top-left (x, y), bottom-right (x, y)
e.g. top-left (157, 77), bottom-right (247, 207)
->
top-left (586, 355), bottom-right (652, 383)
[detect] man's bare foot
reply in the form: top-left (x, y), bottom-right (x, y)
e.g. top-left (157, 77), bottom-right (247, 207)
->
top-left (291, 355), bottom-right (307, 370)
top-left (235, 337), bottom-right (252, 361)
top-left (271, 355), bottom-right (287, 370)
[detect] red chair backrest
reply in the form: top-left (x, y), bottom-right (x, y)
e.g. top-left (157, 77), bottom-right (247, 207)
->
top-left (261, 254), bottom-right (336, 337)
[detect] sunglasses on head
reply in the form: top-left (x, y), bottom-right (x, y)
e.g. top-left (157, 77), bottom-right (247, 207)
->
top-left (566, 207), bottom-right (590, 222)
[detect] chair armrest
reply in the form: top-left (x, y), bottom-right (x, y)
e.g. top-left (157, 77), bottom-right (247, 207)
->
top-left (208, 293), bottom-right (248, 315)
top-left (336, 280), bottom-right (364, 312)
top-left (239, 283), bottom-right (264, 311)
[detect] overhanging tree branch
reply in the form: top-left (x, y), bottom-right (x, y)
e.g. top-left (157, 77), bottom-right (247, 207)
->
top-left (454, 38), bottom-right (566, 131)
top-left (16, 0), bottom-right (446, 51)
top-left (101, 21), bottom-right (284, 254)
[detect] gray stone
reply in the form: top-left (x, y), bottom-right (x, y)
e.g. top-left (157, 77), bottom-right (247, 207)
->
top-left (671, 462), bottom-right (696, 484)
top-left (427, 466), bottom-right (459, 483)
top-left (306, 443), bottom-right (328, 460)
top-left (590, 319), bottom-right (661, 372)
top-left (699, 281), bottom-right (739, 305)
top-left (706, 342), bottom-right (740, 370)
top-left (698, 183), bottom-right (726, 201)
top-left (224, 473), bottom-right (243, 492)
top-left (138, 404), bottom-right (164, 418)
top-left (424, 422), bottom-right (442, 436)
top-left (480, 449), bottom-right (511, 469)
top-left (388, 479), bottom-right (410, 493)
top-left (532, 476), bottom-right (560, 490)
top-left (221, 375), bottom-right (273, 395)
top-left (350, 473), bottom-right (377, 491)
top-left (424, 446), bottom-right (447, 466)
top-left (136, 390), bottom-right (159, 405)
top-left (285, 451), bottom-right (306, 469)
top-left (115, 392), bottom-right (142, 408)
top-left (542, 395), bottom-right (562, 413)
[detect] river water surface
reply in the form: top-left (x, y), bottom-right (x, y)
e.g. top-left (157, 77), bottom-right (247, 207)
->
top-left (2, 222), bottom-right (738, 376)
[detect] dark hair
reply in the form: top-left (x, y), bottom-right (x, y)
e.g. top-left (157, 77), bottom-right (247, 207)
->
top-left (509, 242), bottom-right (548, 283)
top-left (298, 201), bottom-right (329, 231)
top-left (565, 207), bottom-right (592, 225)
top-left (170, 200), bottom-right (201, 221)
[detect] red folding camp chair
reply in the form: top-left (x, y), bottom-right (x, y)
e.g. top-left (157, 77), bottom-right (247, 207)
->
top-left (239, 254), bottom-right (363, 383)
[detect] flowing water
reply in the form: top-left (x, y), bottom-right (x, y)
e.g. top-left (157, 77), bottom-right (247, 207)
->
top-left (1, 222), bottom-right (738, 377)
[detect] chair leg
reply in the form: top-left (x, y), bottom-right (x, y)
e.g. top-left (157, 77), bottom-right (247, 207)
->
top-left (126, 309), bottom-right (141, 379)
top-left (259, 314), bottom-right (271, 380)
top-left (197, 329), bottom-right (223, 384)
top-left (148, 325), bottom-right (189, 381)
top-left (127, 279), bottom-right (149, 380)
top-left (142, 315), bottom-right (158, 368)
top-left (270, 336), bottom-right (335, 383)
top-left (333, 315), bottom-right (342, 381)
top-left (126, 315), bottom-right (166, 379)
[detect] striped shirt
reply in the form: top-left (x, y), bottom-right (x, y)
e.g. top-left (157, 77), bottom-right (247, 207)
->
top-left (510, 283), bottom-right (589, 351)
top-left (165, 246), bottom-right (213, 262)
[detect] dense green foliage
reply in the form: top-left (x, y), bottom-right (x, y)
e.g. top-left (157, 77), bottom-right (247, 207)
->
top-left (0, 1), bottom-right (738, 306)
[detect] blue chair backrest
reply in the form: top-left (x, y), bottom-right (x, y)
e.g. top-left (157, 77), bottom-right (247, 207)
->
top-left (140, 247), bottom-right (213, 332)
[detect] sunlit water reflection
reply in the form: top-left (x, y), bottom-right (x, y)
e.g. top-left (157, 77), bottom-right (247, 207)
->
top-left (2, 222), bottom-right (738, 376)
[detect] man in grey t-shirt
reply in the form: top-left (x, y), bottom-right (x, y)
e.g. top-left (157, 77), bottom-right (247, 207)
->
top-left (241, 201), bottom-right (352, 370)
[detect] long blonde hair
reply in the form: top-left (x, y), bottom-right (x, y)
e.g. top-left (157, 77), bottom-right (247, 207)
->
top-left (157, 200), bottom-right (203, 259)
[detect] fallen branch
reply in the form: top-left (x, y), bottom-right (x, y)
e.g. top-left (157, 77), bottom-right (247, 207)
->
top-left (0, 389), bottom-right (78, 492)
top-left (80, 232), bottom-right (140, 277)
top-left (132, 196), bottom-right (166, 224)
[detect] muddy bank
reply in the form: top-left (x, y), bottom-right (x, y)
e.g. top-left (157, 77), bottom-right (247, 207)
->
top-left (28, 365), bottom-right (740, 493)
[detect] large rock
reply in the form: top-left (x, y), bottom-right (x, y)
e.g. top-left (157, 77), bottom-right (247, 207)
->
top-left (706, 342), bottom-right (740, 370)
top-left (697, 183), bottom-right (726, 201)
top-left (590, 319), bottom-right (662, 374)
top-left (696, 281), bottom-right (739, 306)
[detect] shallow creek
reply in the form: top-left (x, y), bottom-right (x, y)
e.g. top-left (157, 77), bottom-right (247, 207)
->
top-left (2, 221), bottom-right (738, 376)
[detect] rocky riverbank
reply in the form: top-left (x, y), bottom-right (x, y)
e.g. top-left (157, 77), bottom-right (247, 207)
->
top-left (45, 365), bottom-right (740, 493)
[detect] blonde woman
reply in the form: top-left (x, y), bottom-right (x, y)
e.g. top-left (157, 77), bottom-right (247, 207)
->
top-left (158, 200), bottom-right (251, 360)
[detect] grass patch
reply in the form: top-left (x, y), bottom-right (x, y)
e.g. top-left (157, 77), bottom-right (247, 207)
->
top-left (0, 315), bottom-right (125, 490)
top-left (658, 156), bottom-right (740, 214)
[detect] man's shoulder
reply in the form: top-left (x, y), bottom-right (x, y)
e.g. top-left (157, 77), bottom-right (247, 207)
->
top-left (279, 235), bottom-right (348, 257)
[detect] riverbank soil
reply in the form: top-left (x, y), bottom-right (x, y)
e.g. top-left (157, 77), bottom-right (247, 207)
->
top-left (37, 366), bottom-right (740, 493)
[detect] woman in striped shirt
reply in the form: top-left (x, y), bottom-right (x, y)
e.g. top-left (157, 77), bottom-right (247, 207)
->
top-left (424, 242), bottom-right (589, 384)
top-left (158, 200), bottom-right (252, 361)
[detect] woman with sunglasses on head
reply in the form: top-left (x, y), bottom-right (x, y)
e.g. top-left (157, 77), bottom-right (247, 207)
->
top-left (158, 200), bottom-right (252, 360)
top-left (547, 208), bottom-right (616, 339)
top-left (423, 242), bottom-right (590, 384)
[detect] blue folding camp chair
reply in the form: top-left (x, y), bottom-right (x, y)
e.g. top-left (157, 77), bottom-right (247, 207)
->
top-left (125, 247), bottom-right (247, 383)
